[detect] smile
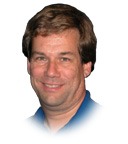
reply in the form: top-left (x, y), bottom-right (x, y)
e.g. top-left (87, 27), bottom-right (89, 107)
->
top-left (44, 83), bottom-right (61, 88)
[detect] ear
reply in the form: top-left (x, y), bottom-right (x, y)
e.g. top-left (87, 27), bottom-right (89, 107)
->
top-left (27, 59), bottom-right (31, 75)
top-left (83, 62), bottom-right (92, 78)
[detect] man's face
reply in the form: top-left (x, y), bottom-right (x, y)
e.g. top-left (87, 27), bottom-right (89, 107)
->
top-left (27, 29), bottom-right (89, 111)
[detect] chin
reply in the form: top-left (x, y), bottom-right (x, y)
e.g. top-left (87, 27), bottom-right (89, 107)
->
top-left (38, 94), bottom-right (65, 107)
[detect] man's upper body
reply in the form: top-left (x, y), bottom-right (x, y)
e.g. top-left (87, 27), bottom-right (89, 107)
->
top-left (22, 3), bottom-right (99, 134)
top-left (28, 90), bottom-right (100, 134)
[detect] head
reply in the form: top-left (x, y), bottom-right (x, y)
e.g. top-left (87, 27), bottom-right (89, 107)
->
top-left (22, 3), bottom-right (97, 72)
top-left (22, 4), bottom-right (97, 111)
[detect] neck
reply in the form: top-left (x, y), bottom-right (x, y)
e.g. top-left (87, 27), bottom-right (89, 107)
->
top-left (42, 91), bottom-right (86, 133)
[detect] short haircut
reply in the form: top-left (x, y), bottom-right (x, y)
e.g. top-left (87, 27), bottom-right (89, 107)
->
top-left (22, 3), bottom-right (97, 71)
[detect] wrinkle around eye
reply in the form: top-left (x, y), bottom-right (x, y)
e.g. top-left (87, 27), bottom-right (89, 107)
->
top-left (33, 56), bottom-right (48, 65)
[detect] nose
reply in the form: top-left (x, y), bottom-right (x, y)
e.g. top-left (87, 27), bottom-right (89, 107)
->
top-left (45, 60), bottom-right (60, 78)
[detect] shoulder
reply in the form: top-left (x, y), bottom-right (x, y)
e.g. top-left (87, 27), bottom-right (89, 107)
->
top-left (78, 90), bottom-right (100, 114)
top-left (60, 90), bottom-right (101, 132)
top-left (27, 107), bottom-right (45, 126)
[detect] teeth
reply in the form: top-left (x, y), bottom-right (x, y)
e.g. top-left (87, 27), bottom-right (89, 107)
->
top-left (44, 84), bottom-right (60, 88)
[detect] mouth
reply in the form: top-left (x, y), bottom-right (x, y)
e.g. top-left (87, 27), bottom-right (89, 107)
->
top-left (44, 83), bottom-right (61, 88)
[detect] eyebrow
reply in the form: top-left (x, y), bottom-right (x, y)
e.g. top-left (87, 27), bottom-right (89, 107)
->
top-left (59, 52), bottom-right (75, 57)
top-left (31, 51), bottom-right (45, 56)
top-left (32, 51), bottom-right (75, 57)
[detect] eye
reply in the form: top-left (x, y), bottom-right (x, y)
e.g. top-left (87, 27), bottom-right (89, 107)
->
top-left (36, 57), bottom-right (47, 61)
top-left (61, 57), bottom-right (70, 62)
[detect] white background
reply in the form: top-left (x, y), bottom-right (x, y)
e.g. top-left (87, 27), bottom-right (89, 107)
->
top-left (0, 0), bottom-right (128, 143)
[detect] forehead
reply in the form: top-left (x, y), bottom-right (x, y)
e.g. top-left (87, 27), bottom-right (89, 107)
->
top-left (32, 29), bottom-right (80, 53)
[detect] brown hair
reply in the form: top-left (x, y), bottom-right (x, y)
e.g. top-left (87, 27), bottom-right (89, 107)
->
top-left (22, 3), bottom-right (97, 71)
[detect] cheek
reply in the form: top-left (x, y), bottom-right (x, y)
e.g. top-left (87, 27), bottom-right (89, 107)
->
top-left (30, 65), bottom-right (43, 79)
top-left (62, 65), bottom-right (82, 81)
top-left (30, 66), bottom-right (44, 92)
top-left (71, 65), bottom-right (84, 82)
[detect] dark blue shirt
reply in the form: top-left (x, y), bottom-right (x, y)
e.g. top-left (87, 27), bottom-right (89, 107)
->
top-left (29, 90), bottom-right (99, 133)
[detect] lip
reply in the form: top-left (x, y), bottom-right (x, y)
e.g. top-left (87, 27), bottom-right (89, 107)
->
top-left (42, 82), bottom-right (63, 91)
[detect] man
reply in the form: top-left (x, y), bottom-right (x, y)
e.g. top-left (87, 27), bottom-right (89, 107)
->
top-left (22, 3), bottom-right (99, 134)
